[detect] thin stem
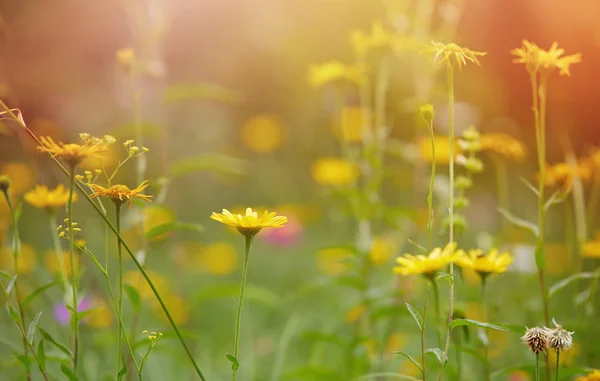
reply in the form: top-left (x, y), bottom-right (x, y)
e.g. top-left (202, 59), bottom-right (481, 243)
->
top-left (431, 279), bottom-right (442, 347)
top-left (67, 165), bottom-right (79, 374)
top-left (437, 61), bottom-right (455, 381)
top-left (492, 156), bottom-right (510, 239)
top-left (116, 202), bottom-right (124, 377)
top-left (536, 354), bottom-right (540, 381)
top-left (421, 283), bottom-right (430, 381)
top-left (555, 350), bottom-right (560, 381)
top-left (232, 235), bottom-right (254, 381)
top-left (0, 100), bottom-right (207, 380)
top-left (587, 174), bottom-right (600, 228)
top-left (481, 277), bottom-right (490, 381)
top-left (49, 215), bottom-right (69, 290)
top-left (2, 189), bottom-right (30, 381)
top-left (426, 119), bottom-right (436, 253)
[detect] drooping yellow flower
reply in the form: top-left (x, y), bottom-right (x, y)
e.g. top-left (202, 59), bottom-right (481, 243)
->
top-left (241, 114), bottom-right (284, 153)
top-left (311, 157), bottom-right (359, 186)
top-left (316, 247), bottom-right (352, 276)
top-left (394, 242), bottom-right (459, 278)
top-left (542, 161), bottom-right (592, 189)
top-left (417, 136), bottom-right (462, 164)
top-left (24, 185), bottom-right (76, 213)
top-left (456, 248), bottom-right (512, 278)
top-left (511, 40), bottom-right (581, 76)
top-left (211, 208), bottom-right (287, 237)
top-left (429, 41), bottom-right (487, 69)
top-left (1, 244), bottom-right (37, 274)
top-left (576, 370), bottom-right (600, 381)
top-left (37, 135), bottom-right (110, 168)
top-left (307, 61), bottom-right (364, 88)
top-left (480, 133), bottom-right (527, 162)
top-left (89, 180), bottom-right (153, 208)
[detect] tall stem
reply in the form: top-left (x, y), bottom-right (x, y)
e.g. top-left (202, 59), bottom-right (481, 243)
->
top-left (421, 283), bottom-right (431, 381)
top-left (115, 203), bottom-right (124, 377)
top-left (481, 277), bottom-right (490, 381)
top-left (426, 119), bottom-right (436, 253)
top-left (536, 354), bottom-right (540, 381)
top-left (2, 189), bottom-right (30, 380)
top-left (437, 62), bottom-right (455, 381)
top-left (555, 350), bottom-right (560, 381)
top-left (49, 215), bottom-right (69, 290)
top-left (67, 165), bottom-right (79, 374)
top-left (432, 279), bottom-right (442, 347)
top-left (492, 156), bottom-right (510, 239)
top-left (232, 235), bottom-right (254, 381)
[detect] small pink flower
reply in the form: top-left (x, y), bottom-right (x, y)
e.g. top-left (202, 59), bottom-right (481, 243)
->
top-left (53, 297), bottom-right (91, 326)
top-left (258, 216), bottom-right (302, 247)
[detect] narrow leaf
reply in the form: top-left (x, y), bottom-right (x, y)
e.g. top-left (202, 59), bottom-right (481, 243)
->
top-left (0, 270), bottom-right (12, 280)
top-left (535, 245), bottom-right (546, 270)
top-left (544, 187), bottom-right (571, 211)
top-left (27, 311), bottom-right (43, 344)
top-left (449, 318), bottom-right (509, 332)
top-left (405, 303), bottom-right (423, 331)
top-left (6, 274), bottom-right (17, 295)
top-left (37, 340), bottom-right (46, 372)
top-left (170, 153), bottom-right (247, 178)
top-left (22, 280), bottom-right (61, 308)
top-left (60, 363), bottom-right (78, 381)
top-left (124, 284), bottom-right (142, 312)
top-left (407, 239), bottom-right (428, 255)
top-left (391, 351), bottom-right (423, 374)
top-left (226, 353), bottom-right (239, 371)
top-left (425, 348), bottom-right (444, 365)
top-left (435, 272), bottom-right (453, 284)
top-left (14, 201), bottom-right (23, 221)
top-left (6, 303), bottom-right (21, 324)
top-left (549, 272), bottom-right (599, 299)
top-left (144, 222), bottom-right (204, 239)
top-left (38, 327), bottom-right (72, 357)
top-left (497, 208), bottom-right (539, 237)
top-left (118, 362), bottom-right (128, 380)
top-left (520, 177), bottom-right (540, 196)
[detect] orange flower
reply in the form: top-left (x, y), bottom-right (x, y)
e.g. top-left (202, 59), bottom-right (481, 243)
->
top-left (37, 136), bottom-right (109, 168)
top-left (89, 180), bottom-right (152, 208)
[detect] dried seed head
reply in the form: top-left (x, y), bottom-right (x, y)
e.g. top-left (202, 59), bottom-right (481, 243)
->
top-left (545, 319), bottom-right (574, 352)
top-left (521, 327), bottom-right (551, 355)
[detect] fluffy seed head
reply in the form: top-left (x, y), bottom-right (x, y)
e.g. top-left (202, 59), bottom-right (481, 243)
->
top-left (521, 327), bottom-right (551, 355)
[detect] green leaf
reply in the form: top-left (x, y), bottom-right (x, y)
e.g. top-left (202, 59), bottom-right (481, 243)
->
top-left (407, 239), bottom-right (428, 255)
top-left (549, 271), bottom-right (599, 299)
top-left (118, 362), bottom-right (128, 380)
top-left (497, 208), bottom-right (539, 237)
top-left (544, 186), bottom-right (571, 211)
top-left (435, 272), bottom-right (454, 284)
top-left (6, 274), bottom-right (17, 295)
top-left (60, 363), bottom-right (78, 381)
top-left (6, 303), bottom-right (21, 324)
top-left (170, 153), bottom-right (248, 178)
top-left (124, 284), bottom-right (142, 312)
top-left (15, 354), bottom-right (31, 371)
top-left (27, 311), bottom-right (43, 344)
top-left (37, 340), bottom-right (46, 372)
top-left (14, 201), bottom-right (23, 222)
top-left (38, 327), bottom-right (72, 357)
top-left (226, 353), bottom-right (239, 371)
top-left (425, 348), bottom-right (444, 365)
top-left (391, 351), bottom-right (423, 375)
top-left (449, 318), bottom-right (510, 332)
top-left (334, 275), bottom-right (366, 291)
top-left (535, 245), bottom-right (545, 270)
top-left (164, 82), bottom-right (241, 104)
top-left (405, 303), bottom-right (423, 331)
top-left (520, 177), bottom-right (540, 196)
top-left (0, 270), bottom-right (12, 280)
top-left (22, 280), bottom-right (61, 308)
top-left (144, 222), bottom-right (204, 239)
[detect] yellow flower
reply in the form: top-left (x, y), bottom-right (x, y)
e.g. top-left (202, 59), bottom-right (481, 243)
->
top-left (429, 41), bottom-right (486, 69)
top-left (394, 242), bottom-right (459, 278)
top-left (542, 161), bottom-right (592, 189)
top-left (1, 244), bottom-right (37, 274)
top-left (480, 133), bottom-right (527, 161)
top-left (86, 297), bottom-right (113, 328)
top-left (197, 241), bottom-right (239, 275)
top-left (307, 61), bottom-right (364, 88)
top-left (368, 236), bottom-right (397, 266)
top-left (350, 21), bottom-right (395, 55)
top-left (37, 135), bottom-right (109, 168)
top-left (116, 48), bottom-right (136, 71)
top-left (24, 185), bottom-right (76, 212)
top-left (311, 157), bottom-right (359, 186)
top-left (152, 295), bottom-right (190, 325)
top-left (581, 234), bottom-right (600, 258)
top-left (44, 250), bottom-right (80, 277)
top-left (124, 270), bottom-right (171, 300)
top-left (1, 162), bottom-right (35, 196)
top-left (456, 248), bottom-right (512, 277)
top-left (417, 136), bottom-right (461, 164)
top-left (89, 180), bottom-right (153, 208)
top-left (211, 207), bottom-right (287, 237)
top-left (143, 205), bottom-right (176, 241)
top-left (241, 114), bottom-right (284, 153)
top-left (511, 40), bottom-right (581, 76)
top-left (317, 247), bottom-right (352, 276)
top-left (332, 106), bottom-right (370, 143)
top-left (576, 370), bottom-right (600, 381)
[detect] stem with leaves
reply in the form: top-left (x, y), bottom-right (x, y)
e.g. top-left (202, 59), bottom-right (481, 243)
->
top-left (481, 277), bottom-right (490, 381)
top-left (421, 283), bottom-right (431, 381)
top-left (66, 165), bottom-right (79, 374)
top-left (115, 202), bottom-right (125, 377)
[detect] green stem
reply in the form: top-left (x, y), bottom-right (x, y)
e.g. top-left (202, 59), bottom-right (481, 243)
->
top-left (116, 202), bottom-right (124, 377)
top-left (49, 215), bottom-right (69, 290)
top-left (437, 61), bottom-right (455, 381)
top-left (2, 189), bottom-right (30, 381)
top-left (426, 119), bottom-right (436, 253)
top-left (555, 350), bottom-right (559, 381)
top-left (232, 235), bottom-right (254, 381)
top-left (536, 354), bottom-right (540, 381)
top-left (481, 277), bottom-right (490, 381)
top-left (421, 283), bottom-right (430, 381)
top-left (492, 155), bottom-right (510, 239)
top-left (431, 279), bottom-right (442, 347)
top-left (0, 99), bottom-right (208, 381)
top-left (587, 174), bottom-right (600, 229)
top-left (67, 165), bottom-right (79, 374)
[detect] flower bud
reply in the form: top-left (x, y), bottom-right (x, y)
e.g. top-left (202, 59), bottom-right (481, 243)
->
top-left (419, 104), bottom-right (435, 124)
top-left (455, 175), bottom-right (473, 190)
top-left (462, 126), bottom-right (480, 141)
top-left (0, 175), bottom-right (11, 193)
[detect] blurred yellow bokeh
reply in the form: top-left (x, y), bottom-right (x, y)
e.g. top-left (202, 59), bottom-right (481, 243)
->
top-left (86, 296), bottom-right (113, 329)
top-left (152, 294), bottom-right (190, 325)
top-left (317, 247), bottom-right (353, 275)
top-left (368, 236), bottom-right (397, 266)
top-left (198, 241), bottom-right (238, 275)
top-left (331, 106), bottom-right (370, 143)
top-left (0, 243), bottom-right (37, 274)
top-left (124, 269), bottom-right (171, 300)
top-left (44, 249), bottom-right (80, 277)
top-left (241, 114), bottom-right (284, 153)
top-left (311, 158), bottom-right (359, 186)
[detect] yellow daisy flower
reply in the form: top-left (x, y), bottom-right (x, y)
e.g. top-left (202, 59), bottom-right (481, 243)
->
top-left (456, 248), bottom-right (513, 278)
top-left (24, 185), bottom-right (76, 213)
top-left (576, 370), bottom-right (600, 381)
top-left (429, 41), bottom-right (487, 69)
top-left (480, 133), bottom-right (527, 162)
top-left (307, 61), bottom-right (364, 88)
top-left (542, 161), bottom-right (592, 189)
top-left (393, 242), bottom-right (459, 278)
top-left (37, 135), bottom-right (110, 168)
top-left (89, 180), bottom-right (153, 208)
top-left (511, 40), bottom-right (581, 76)
top-left (211, 207), bottom-right (287, 237)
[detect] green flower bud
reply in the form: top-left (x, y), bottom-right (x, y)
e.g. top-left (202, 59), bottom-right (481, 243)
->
top-left (453, 196), bottom-right (469, 209)
top-left (419, 104), bottom-right (435, 125)
top-left (0, 175), bottom-right (10, 193)
top-left (457, 155), bottom-right (484, 174)
top-left (455, 175), bottom-right (473, 190)
top-left (462, 126), bottom-right (480, 141)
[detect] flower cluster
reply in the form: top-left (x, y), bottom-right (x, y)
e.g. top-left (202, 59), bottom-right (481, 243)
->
top-left (521, 320), bottom-right (574, 355)
top-left (429, 41), bottom-right (486, 69)
top-left (24, 185), bottom-right (75, 213)
top-left (38, 134), bottom-right (114, 168)
top-left (511, 40), bottom-right (581, 76)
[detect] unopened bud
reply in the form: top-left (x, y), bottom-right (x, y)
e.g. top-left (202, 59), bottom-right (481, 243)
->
top-left (419, 104), bottom-right (435, 124)
top-left (0, 175), bottom-right (10, 193)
